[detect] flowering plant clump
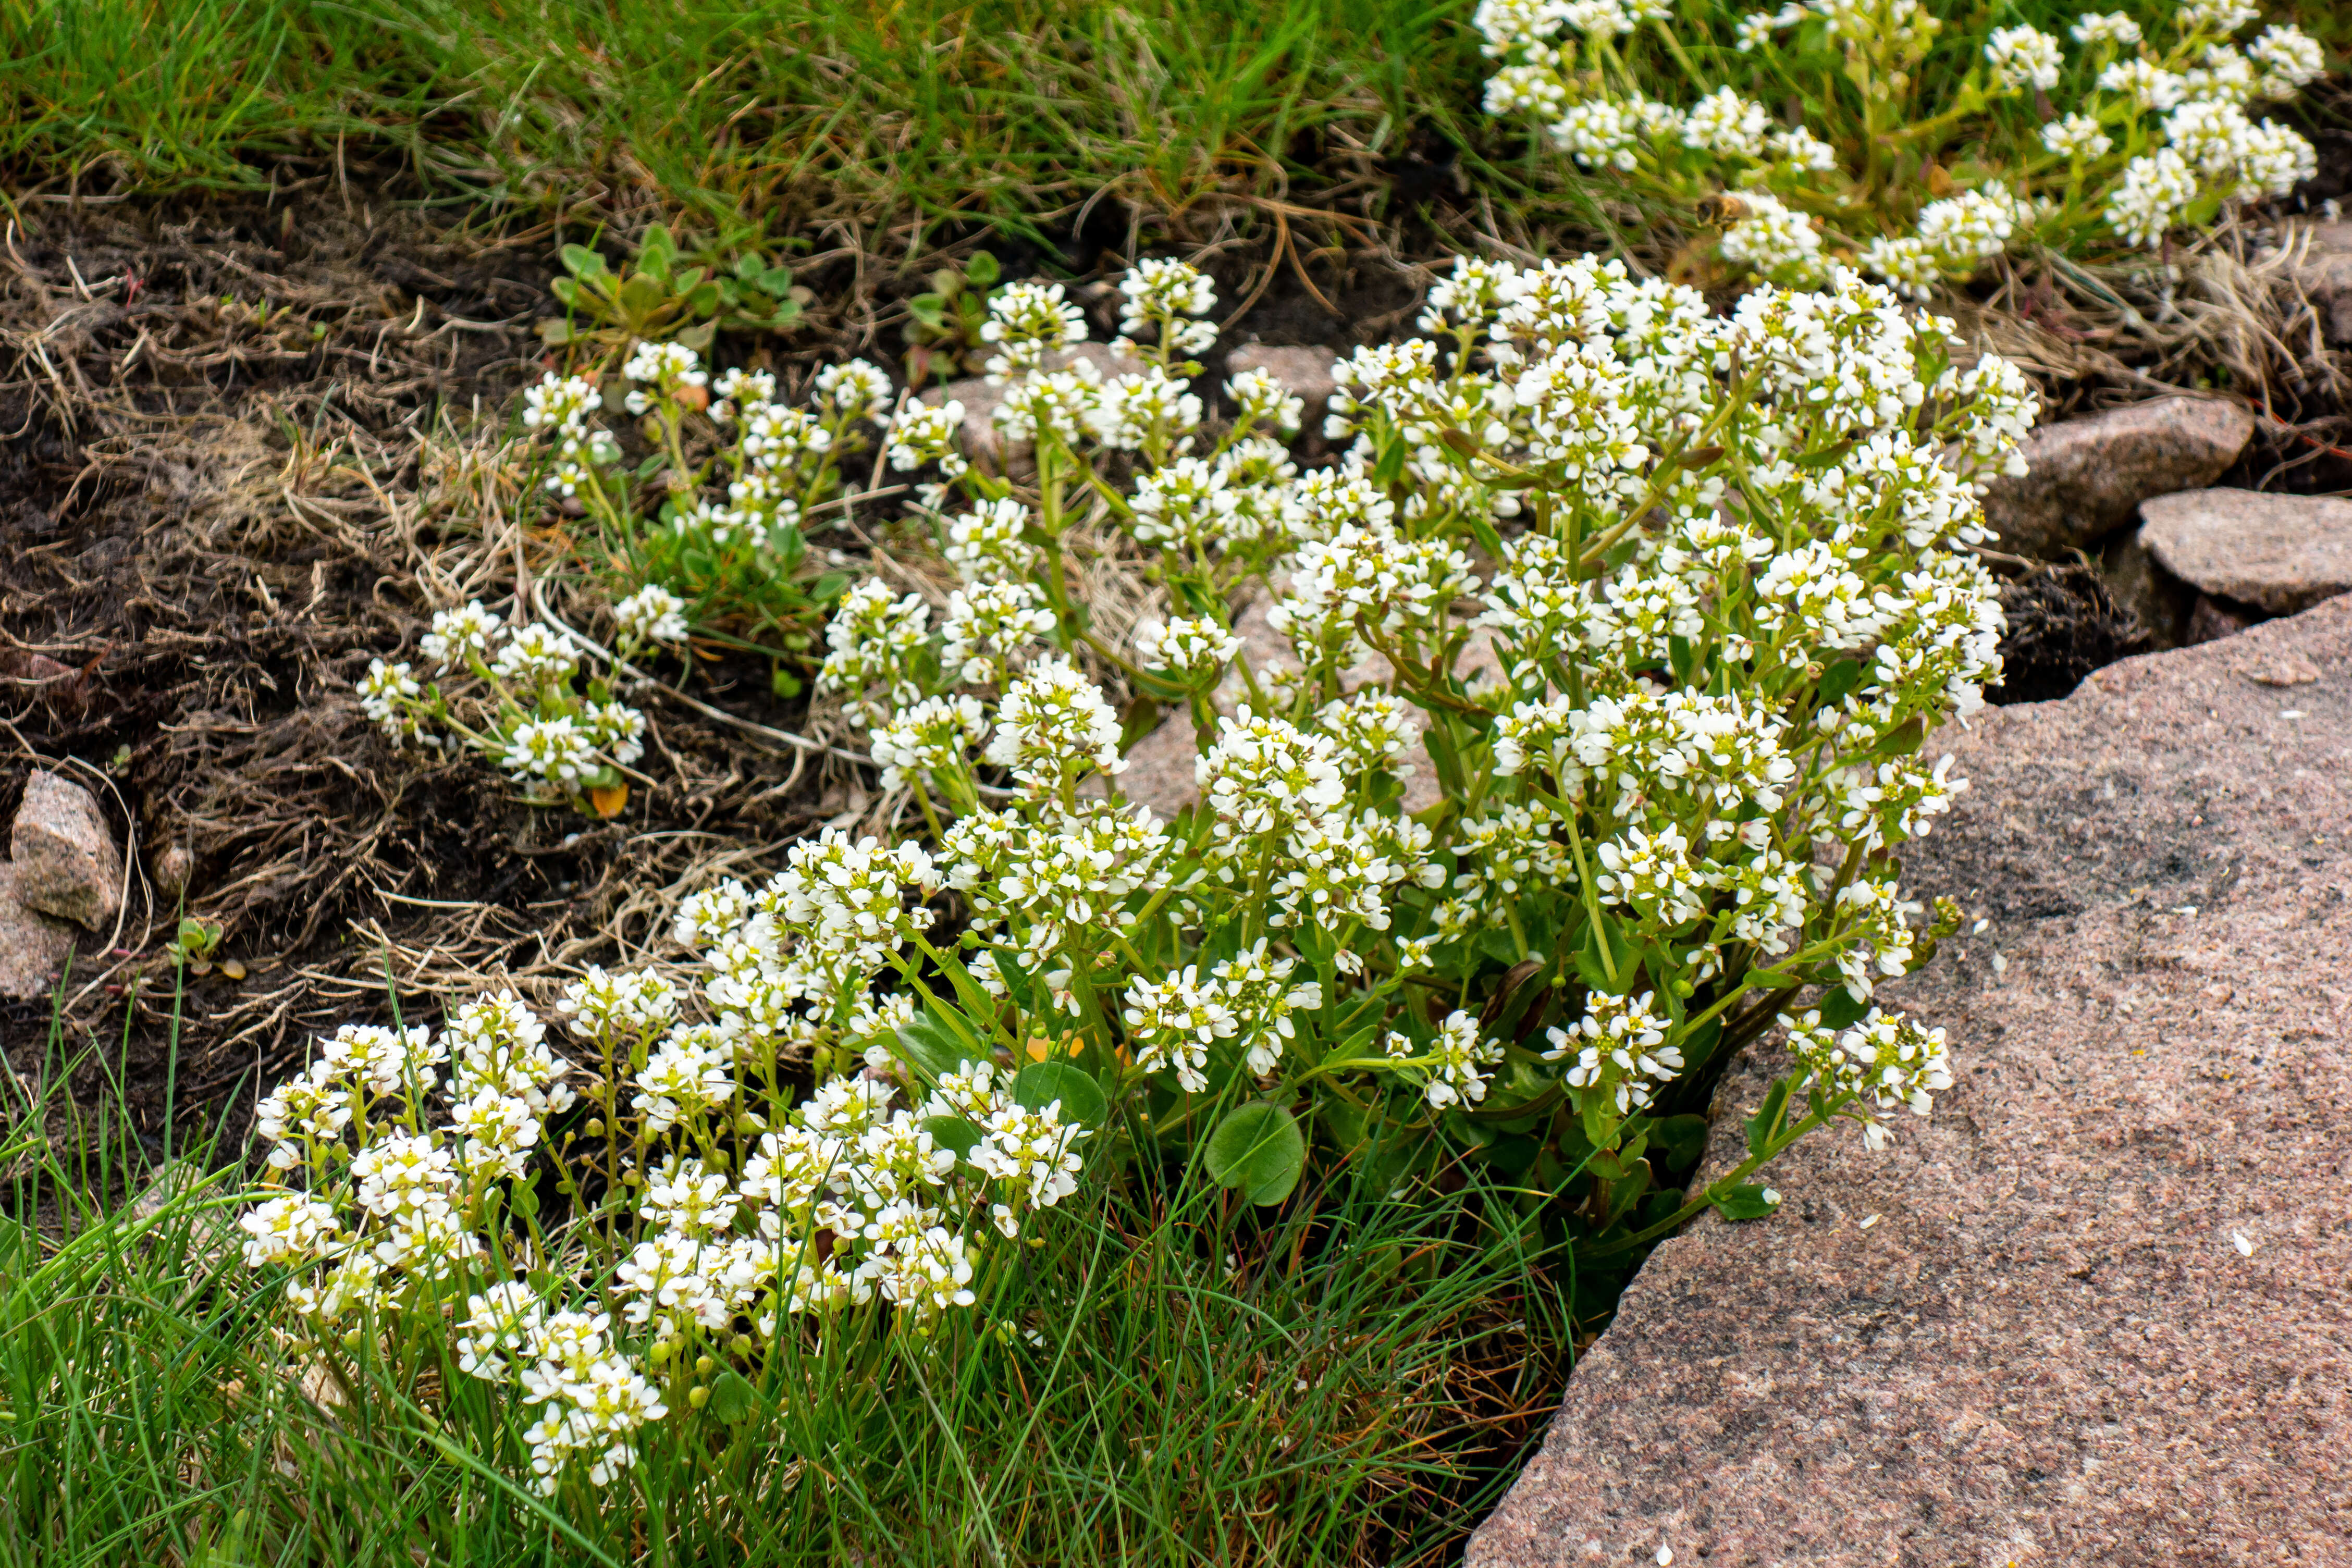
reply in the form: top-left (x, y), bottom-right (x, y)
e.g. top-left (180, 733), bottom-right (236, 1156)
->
top-left (355, 586), bottom-right (684, 815)
top-left (240, 959), bottom-right (1093, 1497)
top-left (356, 342), bottom-right (899, 811)
top-left (813, 253), bottom-right (2024, 1238)
top-left (268, 250), bottom-right (2038, 1505)
top-left (1476, 0), bottom-right (2327, 296)
top-left (546, 341), bottom-right (870, 655)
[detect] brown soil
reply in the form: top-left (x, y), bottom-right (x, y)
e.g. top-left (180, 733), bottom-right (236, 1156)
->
top-left (0, 194), bottom-right (873, 1158)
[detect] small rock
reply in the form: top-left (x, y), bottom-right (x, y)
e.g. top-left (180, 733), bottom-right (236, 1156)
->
top-left (153, 843), bottom-right (193, 899)
top-left (2185, 593), bottom-right (2257, 645)
top-left (1224, 344), bottom-right (1341, 438)
top-left (2139, 488), bottom-right (2352, 615)
top-left (0, 861), bottom-right (77, 1000)
top-left (9, 769), bottom-right (123, 932)
top-left (922, 344), bottom-right (1126, 474)
top-left (2276, 218), bottom-right (2352, 347)
top-left (1979, 396), bottom-right (2256, 555)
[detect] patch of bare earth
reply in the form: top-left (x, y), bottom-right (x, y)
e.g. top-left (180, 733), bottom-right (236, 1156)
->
top-left (0, 195), bottom-right (868, 1155)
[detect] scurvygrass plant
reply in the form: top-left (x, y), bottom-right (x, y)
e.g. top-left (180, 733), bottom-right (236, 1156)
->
top-left (358, 341), bottom-right (881, 810)
top-left (1477, 0), bottom-right (2328, 295)
top-left (253, 253), bottom-right (2037, 1521)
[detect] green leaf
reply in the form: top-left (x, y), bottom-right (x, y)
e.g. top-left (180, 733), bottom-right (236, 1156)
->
top-left (810, 572), bottom-right (850, 603)
top-left (508, 1181), bottom-right (540, 1220)
top-left (1745, 1076), bottom-right (1792, 1160)
top-left (1117, 696), bottom-right (1162, 752)
top-left (619, 271), bottom-right (667, 318)
top-left (965, 250), bottom-right (1001, 287)
top-left (922, 1116), bottom-right (982, 1159)
top-left (707, 1370), bottom-right (759, 1423)
top-left (685, 281), bottom-right (723, 318)
top-left (735, 253), bottom-right (766, 280)
top-left (637, 224), bottom-right (676, 279)
top-left (770, 668), bottom-right (803, 700)
top-left (676, 320), bottom-right (716, 354)
top-left (1710, 1183), bottom-right (1783, 1221)
top-left (1462, 511), bottom-right (1505, 561)
top-left (559, 244), bottom-right (606, 279)
top-left (1321, 1094), bottom-right (1373, 1154)
top-left (893, 999), bottom-right (985, 1084)
top-left (1011, 1060), bottom-right (1107, 1127)
top-left (1204, 1102), bottom-right (1307, 1206)
top-left (1870, 714), bottom-right (1927, 760)
top-left (535, 317), bottom-right (574, 347)
top-left (1599, 1157), bottom-right (1652, 1227)
top-left (1816, 656), bottom-right (1865, 708)
top-left (1647, 1114), bottom-right (1710, 1171)
top-left (908, 294), bottom-right (949, 329)
top-left (549, 276), bottom-right (581, 308)
top-left (1813, 985), bottom-right (1871, 1030)
top-left (758, 266), bottom-right (795, 295)
top-left (990, 950), bottom-right (1034, 1006)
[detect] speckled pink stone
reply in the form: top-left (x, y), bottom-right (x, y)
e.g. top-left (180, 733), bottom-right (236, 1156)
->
top-left (1470, 595), bottom-right (2352, 1567)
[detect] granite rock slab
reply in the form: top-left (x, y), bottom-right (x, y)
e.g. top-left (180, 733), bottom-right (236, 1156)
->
top-left (2139, 488), bottom-right (2352, 617)
top-left (1470, 595), bottom-right (2352, 1567)
top-left (1979, 397), bottom-right (2255, 557)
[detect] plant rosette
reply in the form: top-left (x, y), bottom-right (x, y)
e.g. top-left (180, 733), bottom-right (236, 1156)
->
top-left (1476, 0), bottom-right (2327, 296)
top-left (267, 249), bottom-right (2035, 1503)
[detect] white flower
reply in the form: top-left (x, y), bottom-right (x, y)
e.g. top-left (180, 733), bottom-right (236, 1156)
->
top-left (238, 1195), bottom-right (340, 1268)
top-left (983, 657), bottom-right (1125, 795)
top-left (2105, 147), bottom-right (2200, 248)
top-left (971, 1100), bottom-right (1089, 1231)
top-left (1134, 615), bottom-right (1242, 682)
top-left (489, 624), bottom-right (580, 686)
top-left (814, 358), bottom-right (895, 420)
top-left (522, 372), bottom-right (601, 436)
top-left (1680, 87), bottom-right (1769, 158)
top-left (980, 280), bottom-right (1090, 382)
top-left (620, 340), bottom-right (707, 414)
top-left (356, 659), bottom-right (420, 737)
top-left (419, 601), bottom-right (499, 670)
top-left (504, 717), bottom-right (596, 783)
top-left (2068, 13), bottom-right (2140, 48)
top-left (613, 584), bottom-right (689, 646)
top-left (2247, 24), bottom-right (2325, 99)
top-left (1984, 26), bottom-right (2061, 93)
top-left (1386, 1010), bottom-right (1503, 1109)
top-left (2041, 114), bottom-right (2112, 160)
top-left (2098, 59), bottom-right (2185, 114)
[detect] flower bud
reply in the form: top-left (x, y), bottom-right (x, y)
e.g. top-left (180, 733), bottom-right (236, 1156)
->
top-left (688, 1385), bottom-right (710, 1410)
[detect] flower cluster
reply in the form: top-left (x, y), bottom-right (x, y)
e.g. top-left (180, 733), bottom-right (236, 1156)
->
top-left (1477, 0), bottom-right (2326, 294)
top-left (277, 248), bottom-right (2030, 1509)
top-left (242, 915), bottom-right (1096, 1495)
top-left (359, 590), bottom-right (681, 812)
top-left (822, 252), bottom-right (2006, 1172)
